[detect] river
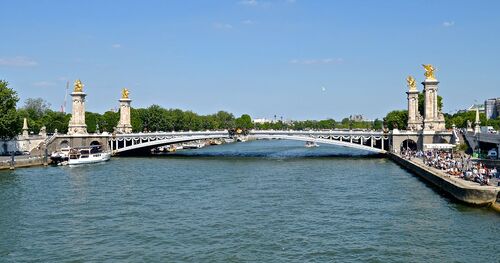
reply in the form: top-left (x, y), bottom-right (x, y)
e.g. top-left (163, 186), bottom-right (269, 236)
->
top-left (0, 140), bottom-right (498, 262)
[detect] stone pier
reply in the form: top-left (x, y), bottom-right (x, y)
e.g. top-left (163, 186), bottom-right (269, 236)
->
top-left (67, 79), bottom-right (88, 135)
top-left (116, 88), bottom-right (132, 134)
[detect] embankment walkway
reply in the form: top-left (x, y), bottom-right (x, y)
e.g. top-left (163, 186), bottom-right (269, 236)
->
top-left (388, 153), bottom-right (500, 212)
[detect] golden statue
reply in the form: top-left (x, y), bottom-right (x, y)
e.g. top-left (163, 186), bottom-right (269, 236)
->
top-left (422, 64), bottom-right (436, 80)
top-left (406, 75), bottom-right (417, 90)
top-left (74, 79), bottom-right (84, 92)
top-left (121, 88), bottom-right (129, 99)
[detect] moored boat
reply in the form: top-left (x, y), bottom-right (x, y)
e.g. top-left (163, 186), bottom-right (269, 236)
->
top-left (305, 141), bottom-right (319, 148)
top-left (68, 146), bottom-right (111, 165)
top-left (50, 147), bottom-right (71, 165)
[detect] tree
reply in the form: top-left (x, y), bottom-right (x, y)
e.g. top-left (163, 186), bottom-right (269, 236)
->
top-left (384, 110), bottom-right (408, 130)
top-left (372, 118), bottom-right (383, 130)
top-left (100, 111), bottom-right (119, 132)
top-left (85, 112), bottom-right (101, 133)
top-left (0, 80), bottom-right (22, 140)
top-left (23, 98), bottom-right (51, 119)
top-left (130, 108), bottom-right (144, 132)
top-left (215, 111), bottom-right (235, 129)
top-left (140, 105), bottom-right (166, 132)
top-left (235, 114), bottom-right (253, 129)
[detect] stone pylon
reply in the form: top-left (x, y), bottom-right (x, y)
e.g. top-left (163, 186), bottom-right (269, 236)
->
top-left (406, 76), bottom-right (422, 131)
top-left (22, 118), bottom-right (29, 138)
top-left (67, 79), bottom-right (88, 135)
top-left (116, 88), bottom-right (132, 133)
top-left (422, 78), bottom-right (446, 131)
top-left (474, 107), bottom-right (481, 134)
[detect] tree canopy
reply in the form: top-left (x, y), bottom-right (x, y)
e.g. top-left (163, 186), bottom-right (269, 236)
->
top-left (383, 110), bottom-right (408, 130)
top-left (0, 80), bottom-right (22, 140)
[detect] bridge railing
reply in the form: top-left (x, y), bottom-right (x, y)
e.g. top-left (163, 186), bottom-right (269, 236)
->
top-left (113, 130), bottom-right (230, 138)
top-left (248, 130), bottom-right (384, 136)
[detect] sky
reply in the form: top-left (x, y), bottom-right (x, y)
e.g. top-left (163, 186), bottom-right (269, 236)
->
top-left (1, 0), bottom-right (500, 121)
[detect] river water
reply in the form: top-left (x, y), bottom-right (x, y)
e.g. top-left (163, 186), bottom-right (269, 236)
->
top-left (0, 140), bottom-right (498, 262)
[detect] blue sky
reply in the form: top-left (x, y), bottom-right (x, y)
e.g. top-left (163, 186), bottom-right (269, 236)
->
top-left (1, 0), bottom-right (499, 120)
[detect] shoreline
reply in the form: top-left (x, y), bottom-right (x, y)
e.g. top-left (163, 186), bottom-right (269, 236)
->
top-left (0, 156), bottom-right (46, 170)
top-left (387, 153), bottom-right (500, 212)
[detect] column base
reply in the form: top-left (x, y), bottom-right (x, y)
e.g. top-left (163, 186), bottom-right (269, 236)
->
top-left (67, 125), bottom-right (88, 135)
top-left (116, 124), bottom-right (132, 134)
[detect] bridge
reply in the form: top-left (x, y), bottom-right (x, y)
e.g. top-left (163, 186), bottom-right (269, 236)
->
top-left (38, 66), bottom-right (459, 156)
top-left (463, 131), bottom-right (500, 156)
top-left (107, 130), bottom-right (389, 155)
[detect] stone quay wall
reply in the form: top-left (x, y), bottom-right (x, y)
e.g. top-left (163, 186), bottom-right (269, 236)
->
top-left (0, 156), bottom-right (45, 170)
top-left (387, 153), bottom-right (499, 207)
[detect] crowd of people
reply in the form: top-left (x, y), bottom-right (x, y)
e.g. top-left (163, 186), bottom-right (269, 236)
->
top-left (400, 148), bottom-right (498, 186)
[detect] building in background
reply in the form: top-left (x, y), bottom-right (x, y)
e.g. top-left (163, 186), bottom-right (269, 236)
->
top-left (484, 98), bottom-right (500, 119)
top-left (252, 118), bottom-right (273, 124)
top-left (349, 114), bottom-right (364, 122)
top-left (459, 104), bottom-right (486, 114)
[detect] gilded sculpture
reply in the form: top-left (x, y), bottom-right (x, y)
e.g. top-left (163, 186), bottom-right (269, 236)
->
top-left (406, 75), bottom-right (417, 90)
top-left (74, 79), bottom-right (84, 92)
top-left (122, 88), bottom-right (129, 99)
top-left (422, 64), bottom-right (436, 80)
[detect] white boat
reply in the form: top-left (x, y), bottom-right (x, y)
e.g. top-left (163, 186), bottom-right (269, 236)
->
top-left (50, 147), bottom-right (71, 164)
top-left (182, 142), bottom-right (205, 149)
top-left (305, 141), bottom-right (319, 148)
top-left (68, 146), bottom-right (111, 165)
top-left (174, 144), bottom-right (184, 150)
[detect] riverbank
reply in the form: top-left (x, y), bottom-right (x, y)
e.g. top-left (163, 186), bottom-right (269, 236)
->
top-left (388, 153), bottom-right (500, 210)
top-left (0, 156), bottom-right (46, 170)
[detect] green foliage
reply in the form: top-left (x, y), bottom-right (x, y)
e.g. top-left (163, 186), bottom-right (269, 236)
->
top-left (235, 114), bottom-right (253, 129)
top-left (127, 107), bottom-right (237, 132)
top-left (384, 110), bottom-right (408, 130)
top-left (12, 93), bottom-right (389, 135)
top-left (0, 80), bottom-right (22, 139)
top-left (23, 97), bottom-right (51, 119)
top-left (444, 110), bottom-right (493, 129)
top-left (372, 118), bottom-right (383, 130)
top-left (100, 111), bottom-right (120, 132)
top-left (85, 112), bottom-right (100, 133)
top-left (42, 111), bottom-right (70, 133)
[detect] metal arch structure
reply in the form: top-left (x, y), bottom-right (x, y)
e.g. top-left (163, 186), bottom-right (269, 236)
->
top-left (109, 131), bottom-right (230, 154)
top-left (248, 130), bottom-right (388, 153)
top-left (108, 130), bottom-right (388, 155)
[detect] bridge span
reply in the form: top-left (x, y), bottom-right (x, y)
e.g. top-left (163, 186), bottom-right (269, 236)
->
top-left (107, 130), bottom-right (389, 155)
top-left (42, 129), bottom-right (456, 157)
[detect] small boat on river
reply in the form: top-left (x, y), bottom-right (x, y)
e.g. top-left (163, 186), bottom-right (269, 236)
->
top-left (68, 146), bottom-right (111, 165)
top-left (50, 147), bottom-right (71, 165)
top-left (305, 141), bottom-right (319, 148)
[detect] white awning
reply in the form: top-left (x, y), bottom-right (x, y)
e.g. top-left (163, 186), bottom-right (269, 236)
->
top-left (423, 143), bottom-right (456, 149)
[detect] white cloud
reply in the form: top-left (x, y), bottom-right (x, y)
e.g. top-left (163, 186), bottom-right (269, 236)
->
top-left (242, 19), bottom-right (255, 25)
top-left (238, 0), bottom-right (271, 7)
top-left (33, 81), bottom-right (56, 87)
top-left (239, 0), bottom-right (258, 6)
top-left (0, 56), bottom-right (37, 67)
top-left (290, 58), bottom-right (344, 65)
top-left (442, 21), bottom-right (455, 27)
top-left (112, 43), bottom-right (122, 48)
top-left (213, 22), bottom-right (233, 30)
